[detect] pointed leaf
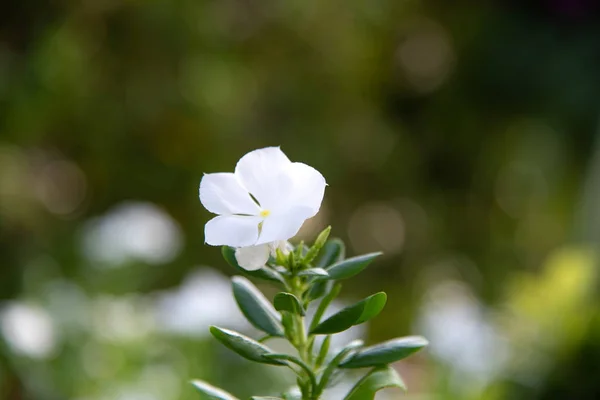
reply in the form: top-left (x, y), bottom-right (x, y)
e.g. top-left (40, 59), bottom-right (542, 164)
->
top-left (288, 250), bottom-right (297, 270)
top-left (294, 241), bottom-right (308, 259)
top-left (316, 340), bottom-right (364, 395)
top-left (314, 239), bottom-right (345, 269)
top-left (232, 276), bottom-right (284, 336)
top-left (326, 252), bottom-right (382, 280)
top-left (190, 380), bottom-right (239, 400)
top-left (310, 292), bottom-right (387, 335)
top-left (310, 302), bottom-right (362, 335)
top-left (209, 326), bottom-right (286, 366)
top-left (274, 292), bottom-right (305, 316)
top-left (304, 226), bottom-right (331, 264)
top-left (305, 280), bottom-right (332, 302)
top-left (222, 246), bottom-right (283, 283)
top-left (314, 226), bottom-right (332, 248)
top-left (297, 268), bottom-right (329, 278)
top-left (343, 366), bottom-right (406, 400)
top-left (355, 292), bottom-right (387, 324)
top-left (315, 335), bottom-right (332, 367)
top-left (339, 336), bottom-right (428, 369)
top-left (275, 248), bottom-right (288, 267)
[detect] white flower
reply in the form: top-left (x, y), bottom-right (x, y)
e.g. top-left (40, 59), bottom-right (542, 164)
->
top-left (234, 240), bottom-right (294, 271)
top-left (199, 147), bottom-right (326, 270)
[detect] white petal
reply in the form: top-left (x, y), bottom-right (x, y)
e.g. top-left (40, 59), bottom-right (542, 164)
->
top-left (284, 162), bottom-right (327, 217)
top-left (199, 173), bottom-right (260, 215)
top-left (256, 207), bottom-right (313, 245)
top-left (235, 147), bottom-right (293, 210)
top-left (235, 244), bottom-right (270, 271)
top-left (204, 215), bottom-right (261, 247)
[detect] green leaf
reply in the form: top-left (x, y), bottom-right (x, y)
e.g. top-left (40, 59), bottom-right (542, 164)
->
top-left (316, 340), bottom-right (364, 395)
top-left (303, 226), bottom-right (331, 264)
top-left (343, 366), bottom-right (406, 400)
top-left (209, 326), bottom-right (286, 366)
top-left (304, 280), bottom-right (332, 302)
top-left (288, 251), bottom-right (297, 270)
top-left (294, 241), bottom-right (307, 259)
top-left (222, 247), bottom-right (283, 283)
top-left (326, 252), bottom-right (382, 280)
top-left (310, 292), bottom-right (387, 335)
top-left (355, 292), bottom-right (387, 325)
top-left (232, 276), bottom-right (284, 337)
top-left (275, 248), bottom-right (288, 267)
top-left (190, 380), bottom-right (239, 400)
top-left (297, 268), bottom-right (329, 278)
top-left (309, 283), bottom-right (341, 332)
top-left (315, 335), bottom-right (331, 367)
top-left (251, 397), bottom-right (283, 400)
top-left (310, 302), bottom-right (362, 335)
top-left (339, 336), bottom-right (429, 369)
top-left (314, 225), bottom-right (332, 248)
top-left (274, 292), bottom-right (305, 316)
top-left (314, 238), bottom-right (345, 269)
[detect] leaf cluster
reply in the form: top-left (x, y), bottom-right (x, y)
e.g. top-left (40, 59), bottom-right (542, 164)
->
top-left (192, 227), bottom-right (428, 399)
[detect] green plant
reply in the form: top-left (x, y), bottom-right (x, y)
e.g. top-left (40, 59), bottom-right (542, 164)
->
top-left (191, 227), bottom-right (428, 400)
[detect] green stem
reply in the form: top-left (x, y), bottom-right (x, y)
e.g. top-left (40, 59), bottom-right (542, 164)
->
top-left (257, 334), bottom-right (272, 343)
top-left (289, 278), bottom-right (319, 400)
top-left (295, 314), bottom-right (308, 359)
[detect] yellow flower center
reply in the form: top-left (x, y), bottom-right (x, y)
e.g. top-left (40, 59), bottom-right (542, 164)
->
top-left (260, 209), bottom-right (271, 218)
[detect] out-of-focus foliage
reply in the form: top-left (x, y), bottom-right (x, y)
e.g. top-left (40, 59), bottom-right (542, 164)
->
top-left (2, 0), bottom-right (600, 399)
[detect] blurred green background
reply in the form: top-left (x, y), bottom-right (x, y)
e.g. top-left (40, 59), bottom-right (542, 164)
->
top-left (2, 0), bottom-right (600, 399)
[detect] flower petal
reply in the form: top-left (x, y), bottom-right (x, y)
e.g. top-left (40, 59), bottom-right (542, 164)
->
top-left (205, 215), bottom-right (262, 247)
top-left (199, 173), bottom-right (260, 215)
top-left (235, 147), bottom-right (293, 210)
top-left (256, 207), bottom-right (313, 245)
top-left (284, 162), bottom-right (327, 217)
top-left (235, 244), bottom-right (270, 271)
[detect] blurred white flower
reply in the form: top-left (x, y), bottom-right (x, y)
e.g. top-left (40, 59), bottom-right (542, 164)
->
top-left (199, 147), bottom-right (326, 270)
top-left (45, 279), bottom-right (90, 330)
top-left (154, 268), bottom-right (249, 337)
top-left (0, 302), bottom-right (58, 358)
top-left (82, 201), bottom-right (182, 267)
top-left (91, 295), bottom-right (155, 343)
top-left (416, 280), bottom-right (508, 389)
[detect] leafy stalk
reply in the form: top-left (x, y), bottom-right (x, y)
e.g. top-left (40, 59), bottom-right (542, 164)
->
top-left (194, 231), bottom-right (428, 400)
